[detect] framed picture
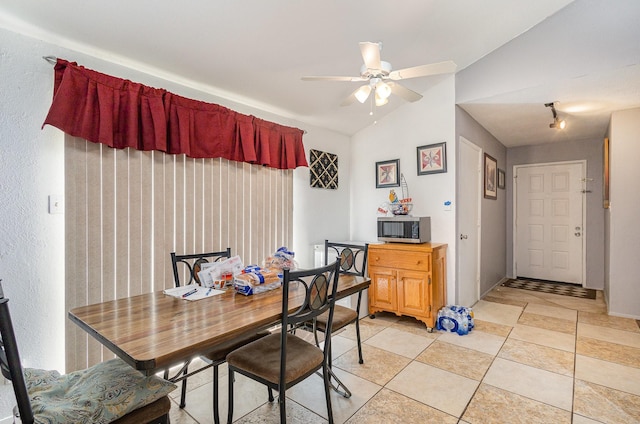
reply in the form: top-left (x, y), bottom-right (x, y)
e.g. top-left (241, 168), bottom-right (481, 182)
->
top-left (309, 149), bottom-right (338, 189)
top-left (375, 159), bottom-right (400, 188)
top-left (417, 142), bottom-right (447, 175)
top-left (484, 153), bottom-right (497, 199)
top-left (498, 169), bottom-right (506, 189)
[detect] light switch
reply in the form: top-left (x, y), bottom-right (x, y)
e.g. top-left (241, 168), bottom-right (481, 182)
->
top-left (49, 195), bottom-right (64, 214)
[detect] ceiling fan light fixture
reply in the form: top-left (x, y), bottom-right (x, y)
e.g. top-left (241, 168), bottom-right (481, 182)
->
top-left (302, 41), bottom-right (456, 112)
top-left (375, 81), bottom-right (391, 100)
top-left (355, 85), bottom-right (372, 103)
top-left (375, 92), bottom-right (389, 107)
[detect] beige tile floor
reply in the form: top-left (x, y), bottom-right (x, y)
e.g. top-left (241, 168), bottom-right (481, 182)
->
top-left (168, 285), bottom-right (640, 423)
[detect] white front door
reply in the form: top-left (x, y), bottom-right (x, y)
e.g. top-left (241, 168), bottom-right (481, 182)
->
top-left (515, 162), bottom-right (585, 284)
top-left (457, 137), bottom-right (481, 306)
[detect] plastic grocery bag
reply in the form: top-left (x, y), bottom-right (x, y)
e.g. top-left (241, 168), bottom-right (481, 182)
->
top-left (436, 305), bottom-right (475, 335)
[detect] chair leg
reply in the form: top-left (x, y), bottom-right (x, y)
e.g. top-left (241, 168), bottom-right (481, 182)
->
top-left (323, 363), bottom-right (334, 424)
top-left (325, 366), bottom-right (352, 398)
top-left (268, 387), bottom-right (274, 402)
top-left (179, 364), bottom-right (189, 408)
top-left (278, 387), bottom-right (287, 424)
top-left (354, 292), bottom-right (364, 364)
top-left (213, 365), bottom-right (220, 424)
top-left (316, 329), bottom-right (352, 398)
top-left (227, 369), bottom-right (234, 424)
top-left (355, 317), bottom-right (364, 364)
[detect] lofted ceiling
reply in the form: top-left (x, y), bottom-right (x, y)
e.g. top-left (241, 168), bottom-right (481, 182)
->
top-left (1, 0), bottom-right (638, 147)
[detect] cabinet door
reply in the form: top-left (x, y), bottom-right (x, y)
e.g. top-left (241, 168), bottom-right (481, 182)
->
top-left (431, 247), bottom-right (447, 313)
top-left (397, 270), bottom-right (431, 317)
top-left (369, 266), bottom-right (397, 310)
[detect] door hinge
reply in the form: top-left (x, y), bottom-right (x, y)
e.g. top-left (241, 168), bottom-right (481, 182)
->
top-left (428, 305), bottom-right (432, 312)
top-left (428, 276), bottom-right (431, 284)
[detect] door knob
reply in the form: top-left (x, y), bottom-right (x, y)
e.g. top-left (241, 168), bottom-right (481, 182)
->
top-left (575, 232), bottom-right (581, 237)
top-left (460, 234), bottom-right (468, 240)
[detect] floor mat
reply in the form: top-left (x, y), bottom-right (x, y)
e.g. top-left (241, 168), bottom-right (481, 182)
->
top-left (500, 278), bottom-right (597, 299)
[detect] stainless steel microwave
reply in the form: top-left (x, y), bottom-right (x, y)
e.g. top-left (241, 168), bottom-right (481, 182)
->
top-left (377, 216), bottom-right (431, 243)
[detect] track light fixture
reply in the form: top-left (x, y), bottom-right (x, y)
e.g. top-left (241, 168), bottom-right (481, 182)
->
top-left (545, 102), bottom-right (566, 129)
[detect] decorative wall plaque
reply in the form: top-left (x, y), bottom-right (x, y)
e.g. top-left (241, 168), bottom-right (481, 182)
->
top-left (310, 149), bottom-right (338, 189)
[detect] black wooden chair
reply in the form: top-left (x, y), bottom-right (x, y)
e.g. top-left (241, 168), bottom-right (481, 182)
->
top-left (226, 261), bottom-right (341, 424)
top-left (311, 240), bottom-right (368, 397)
top-left (0, 281), bottom-right (175, 424)
top-left (171, 248), bottom-right (233, 288)
top-left (317, 241), bottom-right (368, 360)
top-left (169, 250), bottom-right (271, 423)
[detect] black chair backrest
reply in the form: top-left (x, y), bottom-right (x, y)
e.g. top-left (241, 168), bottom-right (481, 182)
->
top-left (170, 249), bottom-right (232, 287)
top-left (0, 282), bottom-right (35, 423)
top-left (280, 261), bottom-right (340, 380)
top-left (325, 240), bottom-right (369, 276)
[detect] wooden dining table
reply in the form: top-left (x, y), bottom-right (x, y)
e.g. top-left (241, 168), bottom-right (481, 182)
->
top-left (68, 274), bottom-right (370, 376)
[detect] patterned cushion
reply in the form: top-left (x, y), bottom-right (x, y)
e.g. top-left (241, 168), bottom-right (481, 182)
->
top-left (24, 358), bottom-right (176, 424)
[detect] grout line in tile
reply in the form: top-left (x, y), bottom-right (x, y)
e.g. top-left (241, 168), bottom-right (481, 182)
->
top-left (456, 325), bottom-right (514, 420)
top-left (380, 383), bottom-right (461, 420)
top-left (186, 288), bottom-right (629, 423)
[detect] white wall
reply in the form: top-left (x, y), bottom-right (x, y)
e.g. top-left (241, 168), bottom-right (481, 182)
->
top-left (292, 128), bottom-right (351, 268)
top-left (0, 29), bottom-right (67, 417)
top-left (607, 108), bottom-right (640, 318)
top-left (350, 77), bottom-right (457, 302)
top-left (0, 27), bottom-right (350, 419)
top-left (0, 28), bottom-right (67, 374)
top-left (456, 107), bottom-right (507, 296)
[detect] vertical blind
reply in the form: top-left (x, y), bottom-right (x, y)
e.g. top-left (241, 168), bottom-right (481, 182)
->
top-left (65, 135), bottom-right (293, 372)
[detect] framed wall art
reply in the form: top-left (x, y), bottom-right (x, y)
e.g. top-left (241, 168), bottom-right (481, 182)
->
top-left (484, 153), bottom-right (497, 199)
top-left (417, 142), bottom-right (447, 175)
top-left (309, 149), bottom-right (338, 189)
top-left (375, 159), bottom-right (400, 188)
top-left (498, 168), bottom-right (505, 189)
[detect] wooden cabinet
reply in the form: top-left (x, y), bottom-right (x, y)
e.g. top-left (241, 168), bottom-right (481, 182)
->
top-left (368, 242), bottom-right (447, 329)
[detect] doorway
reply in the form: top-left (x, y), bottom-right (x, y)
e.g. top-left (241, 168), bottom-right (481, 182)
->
top-left (457, 137), bottom-right (481, 306)
top-left (514, 161), bottom-right (585, 285)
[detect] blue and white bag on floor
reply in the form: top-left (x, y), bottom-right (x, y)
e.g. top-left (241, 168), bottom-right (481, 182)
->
top-left (436, 305), bottom-right (475, 335)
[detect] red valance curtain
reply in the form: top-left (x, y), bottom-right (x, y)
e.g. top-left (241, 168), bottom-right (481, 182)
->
top-left (43, 59), bottom-right (308, 169)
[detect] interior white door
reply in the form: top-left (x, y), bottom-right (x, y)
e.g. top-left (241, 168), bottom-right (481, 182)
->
top-left (457, 137), bottom-right (481, 306)
top-left (515, 162), bottom-right (584, 284)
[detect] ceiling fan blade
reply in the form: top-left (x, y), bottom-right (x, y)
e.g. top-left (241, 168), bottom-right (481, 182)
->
top-left (359, 42), bottom-right (382, 71)
top-left (389, 60), bottom-right (457, 80)
top-left (340, 93), bottom-right (358, 107)
top-left (388, 82), bottom-right (423, 102)
top-left (301, 76), bottom-right (367, 82)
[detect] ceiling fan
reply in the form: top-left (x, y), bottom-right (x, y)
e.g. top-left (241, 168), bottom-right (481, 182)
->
top-left (302, 42), bottom-right (456, 107)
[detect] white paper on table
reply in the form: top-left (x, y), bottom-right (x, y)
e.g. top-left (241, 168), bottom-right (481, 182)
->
top-left (197, 255), bottom-right (244, 288)
top-left (162, 284), bottom-right (225, 301)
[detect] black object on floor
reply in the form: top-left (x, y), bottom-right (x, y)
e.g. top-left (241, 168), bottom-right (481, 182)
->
top-left (500, 278), bottom-right (597, 299)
